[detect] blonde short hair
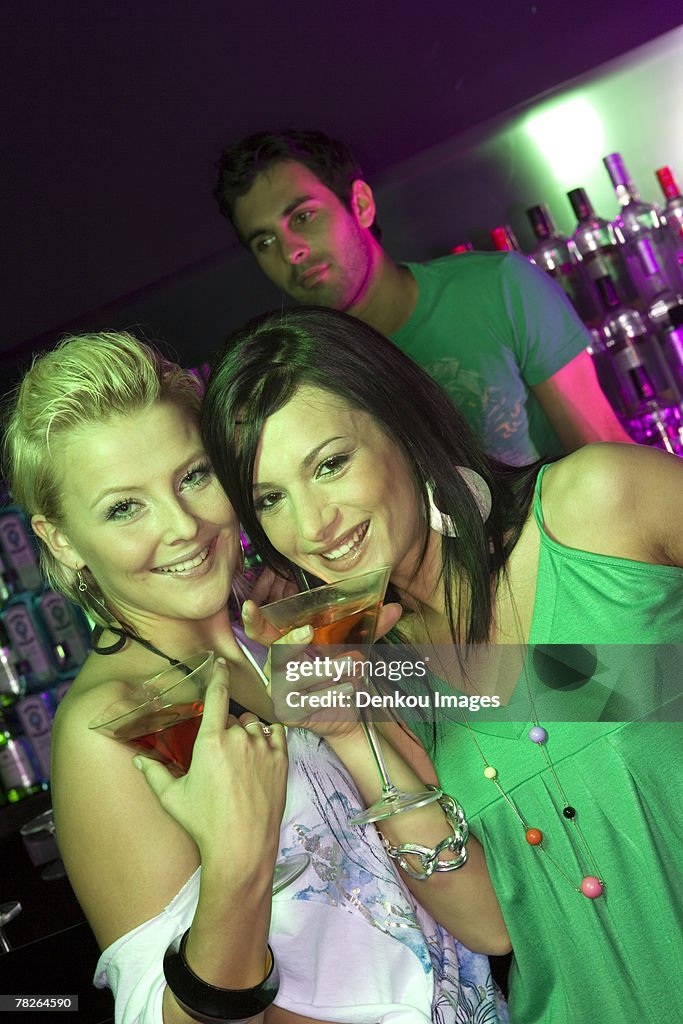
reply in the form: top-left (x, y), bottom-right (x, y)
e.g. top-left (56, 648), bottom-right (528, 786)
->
top-left (2, 331), bottom-right (203, 625)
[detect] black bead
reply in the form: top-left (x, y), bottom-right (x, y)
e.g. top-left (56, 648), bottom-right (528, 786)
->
top-left (563, 805), bottom-right (576, 819)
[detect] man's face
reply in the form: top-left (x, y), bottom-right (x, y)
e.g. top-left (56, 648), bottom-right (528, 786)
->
top-left (233, 160), bottom-right (377, 311)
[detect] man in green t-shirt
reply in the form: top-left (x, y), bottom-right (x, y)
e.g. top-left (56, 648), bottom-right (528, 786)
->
top-left (213, 129), bottom-right (631, 464)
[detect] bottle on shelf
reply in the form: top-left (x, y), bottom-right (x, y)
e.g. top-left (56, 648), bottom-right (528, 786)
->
top-left (656, 302), bottom-right (683, 399)
top-left (585, 328), bottom-right (625, 417)
top-left (567, 186), bottom-right (639, 307)
top-left (655, 165), bottom-right (683, 272)
top-left (1, 597), bottom-right (59, 693)
top-left (595, 275), bottom-right (682, 453)
top-left (450, 242), bottom-right (473, 254)
top-left (0, 625), bottom-right (23, 704)
top-left (0, 508), bottom-right (43, 593)
top-left (490, 225), bottom-right (522, 252)
top-left (526, 203), bottom-right (601, 325)
top-left (15, 691), bottom-right (55, 785)
top-left (36, 590), bottom-right (91, 671)
top-left (0, 554), bottom-right (12, 605)
top-left (0, 706), bottom-right (44, 803)
top-left (603, 152), bottom-right (683, 303)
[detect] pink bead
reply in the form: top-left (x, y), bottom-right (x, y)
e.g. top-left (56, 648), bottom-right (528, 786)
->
top-left (580, 876), bottom-right (604, 899)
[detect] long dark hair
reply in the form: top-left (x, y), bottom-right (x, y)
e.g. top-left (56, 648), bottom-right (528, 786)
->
top-left (202, 307), bottom-right (542, 644)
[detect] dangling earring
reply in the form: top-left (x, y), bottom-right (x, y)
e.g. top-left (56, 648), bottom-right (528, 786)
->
top-left (77, 569), bottom-right (87, 593)
top-left (238, 534), bottom-right (246, 575)
top-left (426, 481), bottom-right (458, 537)
top-left (426, 468), bottom-right (493, 538)
top-left (456, 466), bottom-right (492, 523)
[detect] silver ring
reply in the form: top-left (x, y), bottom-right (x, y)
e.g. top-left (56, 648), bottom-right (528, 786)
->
top-left (245, 720), bottom-right (272, 738)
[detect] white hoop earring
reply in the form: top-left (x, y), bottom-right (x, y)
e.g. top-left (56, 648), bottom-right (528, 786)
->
top-left (456, 467), bottom-right (492, 523)
top-left (426, 481), bottom-right (458, 537)
top-left (426, 468), bottom-right (492, 538)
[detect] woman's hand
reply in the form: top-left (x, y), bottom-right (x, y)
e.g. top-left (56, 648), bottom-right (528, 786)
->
top-left (133, 659), bottom-right (288, 875)
top-left (241, 596), bottom-right (403, 647)
top-left (241, 599), bottom-right (402, 740)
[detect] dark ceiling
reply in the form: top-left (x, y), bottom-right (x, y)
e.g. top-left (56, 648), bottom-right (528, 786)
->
top-left (3, 0), bottom-right (682, 366)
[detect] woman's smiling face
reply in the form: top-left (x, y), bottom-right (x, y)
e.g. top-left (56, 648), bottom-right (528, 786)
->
top-left (39, 400), bottom-right (240, 630)
top-left (252, 384), bottom-right (426, 586)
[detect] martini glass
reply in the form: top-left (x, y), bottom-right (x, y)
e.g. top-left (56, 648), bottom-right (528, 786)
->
top-left (260, 565), bottom-right (441, 824)
top-left (88, 650), bottom-right (308, 894)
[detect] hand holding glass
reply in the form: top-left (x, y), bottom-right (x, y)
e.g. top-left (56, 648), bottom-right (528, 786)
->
top-left (88, 651), bottom-right (308, 892)
top-left (259, 566), bottom-right (441, 823)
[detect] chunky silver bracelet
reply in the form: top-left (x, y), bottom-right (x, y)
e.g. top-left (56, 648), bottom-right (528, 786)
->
top-left (378, 786), bottom-right (469, 880)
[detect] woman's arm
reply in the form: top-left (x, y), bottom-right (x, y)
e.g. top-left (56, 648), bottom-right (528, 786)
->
top-left (324, 720), bottom-right (511, 956)
top-left (52, 663), bottom-right (288, 1024)
top-left (243, 604), bottom-right (511, 956)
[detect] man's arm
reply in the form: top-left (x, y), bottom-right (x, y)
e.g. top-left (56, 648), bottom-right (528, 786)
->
top-left (531, 348), bottom-right (633, 450)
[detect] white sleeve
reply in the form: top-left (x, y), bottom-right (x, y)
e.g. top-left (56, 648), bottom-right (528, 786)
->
top-left (93, 871), bottom-right (200, 1024)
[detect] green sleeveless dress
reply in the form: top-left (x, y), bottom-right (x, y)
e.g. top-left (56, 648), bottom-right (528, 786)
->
top-left (430, 464), bottom-right (683, 1023)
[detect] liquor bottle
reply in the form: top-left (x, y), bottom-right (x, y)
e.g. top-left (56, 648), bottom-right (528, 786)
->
top-left (585, 328), bottom-right (624, 417)
top-left (490, 226), bottom-right (522, 252)
top-left (0, 708), bottom-right (43, 803)
top-left (1, 598), bottom-right (58, 692)
top-left (603, 153), bottom-right (683, 302)
top-left (0, 553), bottom-right (12, 604)
top-left (450, 242), bottom-right (473, 254)
top-left (0, 628), bottom-right (23, 702)
top-left (595, 275), bottom-right (682, 453)
top-left (36, 590), bottom-right (91, 671)
top-left (567, 187), bottom-right (639, 306)
top-left (15, 691), bottom-right (54, 784)
top-left (657, 302), bottom-right (683, 399)
top-left (0, 508), bottom-right (42, 592)
top-left (526, 204), bottom-right (601, 325)
top-left (655, 165), bottom-right (683, 271)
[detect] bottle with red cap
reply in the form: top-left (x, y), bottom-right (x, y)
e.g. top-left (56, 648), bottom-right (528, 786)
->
top-left (655, 165), bottom-right (683, 272)
top-left (603, 153), bottom-right (683, 303)
top-left (490, 226), bottom-right (522, 253)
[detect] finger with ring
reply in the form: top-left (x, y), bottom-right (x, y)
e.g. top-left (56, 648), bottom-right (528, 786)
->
top-left (244, 719), bottom-right (273, 739)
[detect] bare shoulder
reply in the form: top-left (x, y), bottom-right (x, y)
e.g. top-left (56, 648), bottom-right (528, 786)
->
top-left (51, 660), bottom-right (199, 951)
top-left (539, 443), bottom-right (683, 566)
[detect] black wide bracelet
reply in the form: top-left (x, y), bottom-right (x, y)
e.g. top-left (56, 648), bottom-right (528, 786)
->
top-left (163, 929), bottom-right (280, 1023)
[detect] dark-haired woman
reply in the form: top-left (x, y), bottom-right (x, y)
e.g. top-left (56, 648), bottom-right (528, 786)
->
top-left (203, 306), bottom-right (683, 1024)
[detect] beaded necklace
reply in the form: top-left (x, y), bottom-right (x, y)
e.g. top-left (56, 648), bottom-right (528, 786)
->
top-left (458, 708), bottom-right (605, 899)
top-left (453, 606), bottom-right (606, 899)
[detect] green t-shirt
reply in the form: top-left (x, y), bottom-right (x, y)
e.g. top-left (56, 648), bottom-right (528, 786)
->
top-left (391, 253), bottom-right (590, 465)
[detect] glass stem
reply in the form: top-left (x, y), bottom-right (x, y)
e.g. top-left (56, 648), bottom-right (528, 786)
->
top-left (359, 707), bottom-right (400, 801)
